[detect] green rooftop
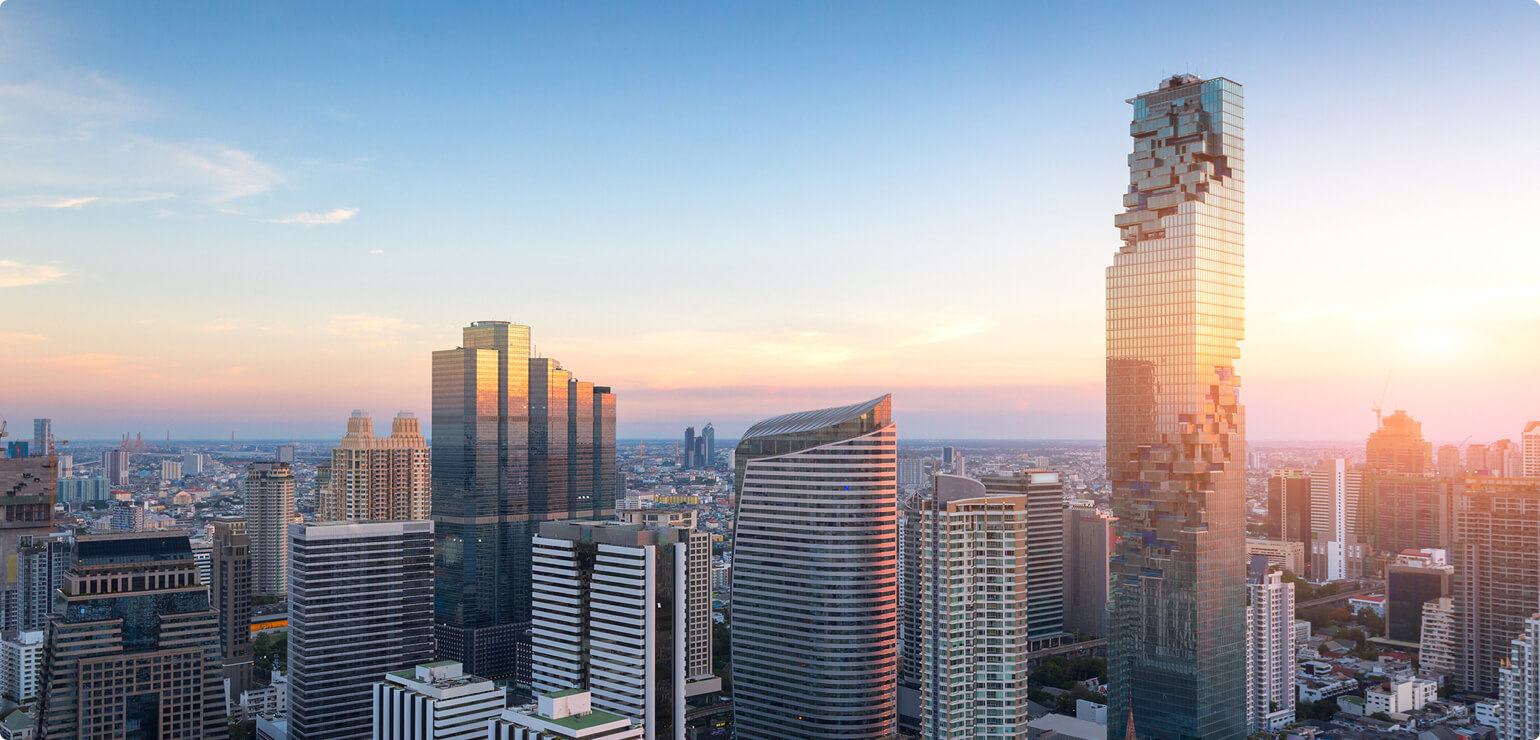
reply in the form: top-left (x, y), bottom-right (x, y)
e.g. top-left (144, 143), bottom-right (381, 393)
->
top-left (547, 688), bottom-right (587, 699)
top-left (548, 707), bottom-right (628, 731)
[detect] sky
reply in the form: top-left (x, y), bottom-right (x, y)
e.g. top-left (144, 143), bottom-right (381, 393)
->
top-left (1, 1), bottom-right (1537, 442)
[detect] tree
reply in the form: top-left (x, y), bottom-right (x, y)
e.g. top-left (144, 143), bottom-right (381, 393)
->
top-left (1327, 608), bottom-right (1353, 625)
top-left (1371, 712), bottom-right (1392, 722)
top-left (1332, 627), bottom-right (1366, 647)
top-left (1310, 700), bottom-right (1339, 721)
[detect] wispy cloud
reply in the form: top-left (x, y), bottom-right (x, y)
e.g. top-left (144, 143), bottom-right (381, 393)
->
top-left (324, 313), bottom-right (418, 346)
top-left (901, 314), bottom-right (997, 346)
top-left (44, 196), bottom-right (96, 208)
top-left (0, 192), bottom-right (178, 212)
top-left (0, 332), bottom-right (47, 343)
top-left (38, 353), bottom-right (161, 377)
top-left (0, 260), bottom-right (65, 288)
top-left (201, 320), bottom-right (242, 333)
top-left (265, 207), bottom-right (359, 225)
top-left (369, 249), bottom-right (384, 255)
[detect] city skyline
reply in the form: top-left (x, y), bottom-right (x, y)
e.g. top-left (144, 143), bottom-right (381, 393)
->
top-left (3, 1), bottom-right (1538, 441)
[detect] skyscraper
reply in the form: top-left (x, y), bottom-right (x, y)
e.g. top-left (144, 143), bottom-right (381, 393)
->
top-left (1309, 459), bottom-right (1367, 581)
top-left (1245, 557), bottom-right (1296, 734)
top-left (1367, 472), bottom-right (1451, 554)
top-left (276, 443), bottom-right (296, 464)
top-left (1106, 74), bottom-right (1247, 740)
top-left (35, 531), bottom-right (230, 739)
top-left (245, 461), bottom-right (295, 596)
top-left (701, 422), bottom-right (715, 469)
top-left (1524, 422), bottom-right (1540, 477)
top-left (1265, 469), bottom-right (1310, 545)
top-left (1467, 443), bottom-right (1490, 473)
top-left (730, 395), bottom-right (898, 740)
top-left (1499, 614), bottom-right (1540, 740)
top-left (15, 532), bottom-right (69, 634)
top-left (31, 418), bottom-right (50, 455)
top-left (102, 448), bottom-right (130, 485)
top-left (321, 410), bottom-right (430, 522)
top-left (682, 426), bottom-right (696, 469)
top-left (919, 474), bottom-right (1034, 738)
top-left (979, 469), bottom-right (1065, 643)
top-left (1452, 476), bottom-right (1540, 693)
top-left (1437, 444), bottom-right (1462, 478)
top-left (531, 518), bottom-right (718, 740)
top-left (211, 517), bottom-right (255, 704)
top-left (1366, 410), bottom-right (1432, 474)
top-left (289, 520), bottom-right (435, 740)
top-left (432, 321), bottom-right (616, 681)
top-left (1063, 501), bottom-right (1115, 638)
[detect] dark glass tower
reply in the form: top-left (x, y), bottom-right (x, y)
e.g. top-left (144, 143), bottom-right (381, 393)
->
top-left (1106, 74), bottom-right (1247, 740)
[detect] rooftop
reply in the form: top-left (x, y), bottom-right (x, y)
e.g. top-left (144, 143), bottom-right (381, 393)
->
top-left (741, 394), bottom-right (890, 440)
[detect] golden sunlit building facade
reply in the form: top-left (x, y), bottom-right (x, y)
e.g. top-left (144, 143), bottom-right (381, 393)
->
top-left (321, 410), bottom-right (431, 522)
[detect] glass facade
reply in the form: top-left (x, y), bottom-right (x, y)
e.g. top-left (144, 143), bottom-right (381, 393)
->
top-left (1106, 75), bottom-right (1248, 740)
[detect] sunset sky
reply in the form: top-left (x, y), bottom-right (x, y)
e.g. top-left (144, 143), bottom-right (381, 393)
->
top-left (2, 1), bottom-right (1537, 441)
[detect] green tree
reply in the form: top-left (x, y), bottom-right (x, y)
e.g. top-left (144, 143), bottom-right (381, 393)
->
top-left (712, 622), bottom-right (732, 696)
top-left (1332, 627), bottom-right (1366, 647)
top-left (1310, 700), bottom-right (1339, 721)
top-left (1371, 712), bottom-right (1392, 722)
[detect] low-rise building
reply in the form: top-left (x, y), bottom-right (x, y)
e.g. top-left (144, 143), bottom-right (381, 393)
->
top-left (1365, 676), bottom-right (1437, 716)
top-left (490, 690), bottom-right (643, 740)
top-left (1247, 538), bottom-right (1306, 575)
top-left (1349, 594), bottom-right (1387, 618)
top-left (238, 672), bottom-right (288, 722)
top-left (1299, 675), bottom-right (1358, 703)
top-left (373, 661), bottom-right (504, 740)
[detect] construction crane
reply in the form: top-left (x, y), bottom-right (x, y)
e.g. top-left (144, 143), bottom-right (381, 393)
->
top-left (1372, 370), bottom-right (1393, 427)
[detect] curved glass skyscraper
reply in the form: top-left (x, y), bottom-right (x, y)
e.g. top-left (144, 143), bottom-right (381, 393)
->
top-left (730, 395), bottom-right (898, 740)
top-left (1107, 74), bottom-right (1247, 740)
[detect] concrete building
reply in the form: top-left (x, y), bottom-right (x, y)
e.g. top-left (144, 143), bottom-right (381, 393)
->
top-left (490, 690), bottom-right (643, 740)
top-left (1246, 558), bottom-right (1296, 733)
top-left (1364, 676), bottom-right (1437, 716)
top-left (730, 396), bottom-right (898, 740)
top-left (102, 449), bottom-right (130, 485)
top-left (1246, 538), bottom-right (1305, 576)
top-left (1438, 445), bottom-right (1462, 478)
top-left (240, 671), bottom-right (289, 722)
top-left (1367, 410), bottom-right (1433, 475)
top-left (372, 661), bottom-right (505, 740)
top-left (1452, 477), bottom-right (1540, 693)
top-left (1063, 501), bottom-right (1114, 638)
top-left (918, 474), bottom-right (1034, 739)
top-left (160, 459), bottom-right (182, 481)
top-left (1525, 423), bottom-right (1540, 478)
top-left (1310, 459), bottom-right (1367, 581)
top-left (184, 450), bottom-right (207, 475)
top-left (1386, 551), bottom-right (1452, 643)
top-left (1420, 596), bottom-right (1458, 676)
top-left (35, 531), bottom-right (229, 739)
top-left (1499, 613), bottom-right (1540, 740)
top-left (530, 518), bottom-right (718, 740)
top-left (1105, 73), bottom-right (1248, 740)
top-left (1369, 473), bottom-right (1452, 555)
top-left (321, 410), bottom-right (430, 522)
top-left (14, 533), bottom-right (69, 634)
top-left (289, 521), bottom-right (435, 740)
top-left (0, 630), bottom-right (42, 705)
top-left (616, 508), bottom-right (713, 684)
top-left (110, 499), bottom-right (148, 531)
top-left (57, 476), bottom-right (108, 504)
top-left (276, 444), bottom-right (296, 464)
top-left (212, 517), bottom-right (255, 705)
top-left (980, 469), bottom-right (1065, 642)
top-left (245, 461), bottom-right (296, 596)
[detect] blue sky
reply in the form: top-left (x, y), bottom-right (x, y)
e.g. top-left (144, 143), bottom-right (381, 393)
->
top-left (2, 1), bottom-right (1537, 441)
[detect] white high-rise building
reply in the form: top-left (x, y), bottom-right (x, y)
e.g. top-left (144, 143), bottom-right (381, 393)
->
top-left (730, 396), bottom-right (898, 740)
top-left (183, 451), bottom-right (207, 475)
top-left (918, 474), bottom-right (1033, 738)
top-left (1500, 614), bottom-right (1540, 740)
top-left (491, 690), bottom-right (643, 740)
top-left (160, 459), bottom-right (183, 481)
top-left (530, 518), bottom-right (718, 740)
top-left (373, 661), bottom-right (504, 740)
top-left (1245, 558), bottom-right (1296, 733)
top-left (1524, 422), bottom-right (1540, 478)
top-left (1309, 459), bottom-right (1365, 581)
top-left (245, 462), bottom-right (295, 596)
top-left (1420, 596), bottom-right (1458, 676)
top-left (0, 630), bottom-right (43, 704)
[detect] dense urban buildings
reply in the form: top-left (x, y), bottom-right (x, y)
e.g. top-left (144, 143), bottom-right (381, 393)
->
top-left (491, 690), bottom-right (644, 740)
top-left (978, 469), bottom-right (1065, 642)
top-left (1245, 557), bottom-right (1296, 734)
top-left (1368, 473), bottom-right (1451, 554)
top-left (1106, 74), bottom-right (1248, 740)
top-left (1365, 410), bottom-right (1433, 474)
top-left (530, 518), bottom-right (718, 740)
top-left (1525, 422), bottom-right (1540, 477)
top-left (1245, 537), bottom-right (1305, 576)
top-left (1385, 548), bottom-right (1452, 643)
top-left (918, 474), bottom-right (1034, 738)
top-left (35, 531), bottom-right (229, 739)
top-left (1062, 500), bottom-right (1114, 638)
top-left (1266, 469), bottom-right (1311, 553)
top-left (211, 517), bottom-right (255, 704)
top-left (288, 520), bottom-right (435, 740)
top-left (1437, 444), bottom-right (1461, 478)
top-left (320, 409), bottom-right (430, 521)
top-left (1309, 459), bottom-right (1366, 581)
top-left (1451, 476), bottom-right (1540, 693)
top-left (245, 461), bottom-right (296, 596)
top-left (14, 532), bottom-right (69, 634)
top-left (432, 321), bottom-right (616, 681)
top-left (372, 661), bottom-right (505, 740)
top-left (730, 395), bottom-right (898, 740)
top-left (1419, 596), bottom-right (1459, 676)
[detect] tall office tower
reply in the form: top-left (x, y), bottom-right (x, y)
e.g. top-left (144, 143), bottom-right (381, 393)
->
top-left (1367, 473), bottom-right (1451, 553)
top-left (1419, 596), bottom-right (1458, 676)
top-left (433, 320), bottom-right (532, 680)
top-left (102, 448), bottom-right (130, 485)
top-left (616, 508), bottom-right (714, 685)
top-left (492, 690), bottom-right (644, 740)
top-left (1366, 410), bottom-right (1433, 474)
top-left (35, 531), bottom-right (229, 739)
top-left (0, 454), bottom-right (55, 628)
top-left (1436, 444), bottom-right (1462, 478)
top-left (211, 517), bottom-right (255, 704)
top-left (1491, 439), bottom-right (1523, 478)
top-left (160, 459), bottom-right (183, 481)
top-left (289, 521), bottom-right (435, 740)
top-left (1452, 477), bottom-right (1540, 693)
top-left (1308, 459), bottom-right (1366, 581)
top-left (321, 410), bottom-right (431, 522)
top-left (1467, 443), bottom-right (1491, 473)
top-left (682, 426), bottom-right (696, 469)
top-left (896, 491), bottom-right (926, 734)
top-left (276, 444), bottom-right (296, 464)
top-left (245, 461), bottom-right (295, 596)
top-left (980, 469), bottom-right (1066, 642)
top-left (701, 422), bottom-right (714, 468)
top-left (1105, 71), bottom-right (1246, 740)
top-left (730, 395), bottom-right (898, 740)
top-left (529, 358), bottom-right (572, 522)
top-left (593, 386), bottom-right (617, 514)
top-left (567, 377), bottom-right (596, 515)
top-left (1385, 550), bottom-right (1451, 643)
top-left (942, 446), bottom-right (954, 468)
top-left (31, 419), bottom-right (50, 455)
top-left (1525, 422), bottom-right (1540, 477)
top-left (1063, 501), bottom-right (1116, 638)
top-left (918, 474), bottom-right (1033, 738)
top-left (1266, 469), bottom-right (1311, 547)
top-left (530, 519), bottom-right (719, 740)
top-left (111, 499), bottom-right (149, 531)
top-left (1245, 557), bottom-right (1296, 734)
top-left (1499, 615), bottom-right (1540, 740)
top-left (184, 450), bottom-right (207, 475)
top-left (372, 661), bottom-right (506, 740)
top-left (15, 533), bottom-right (69, 633)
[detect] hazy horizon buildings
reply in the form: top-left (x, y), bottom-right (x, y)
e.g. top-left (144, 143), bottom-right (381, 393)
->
top-left (730, 395), bottom-right (898, 740)
top-left (244, 461), bottom-right (295, 596)
top-left (1366, 410), bottom-right (1432, 475)
top-left (1106, 74), bottom-right (1248, 740)
top-left (320, 409), bottom-right (430, 522)
top-left (1524, 422), bottom-right (1540, 477)
top-left (1452, 476), bottom-right (1540, 694)
top-left (1063, 501), bottom-right (1115, 638)
top-left (102, 448), bottom-right (130, 485)
top-left (1309, 459), bottom-right (1366, 581)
